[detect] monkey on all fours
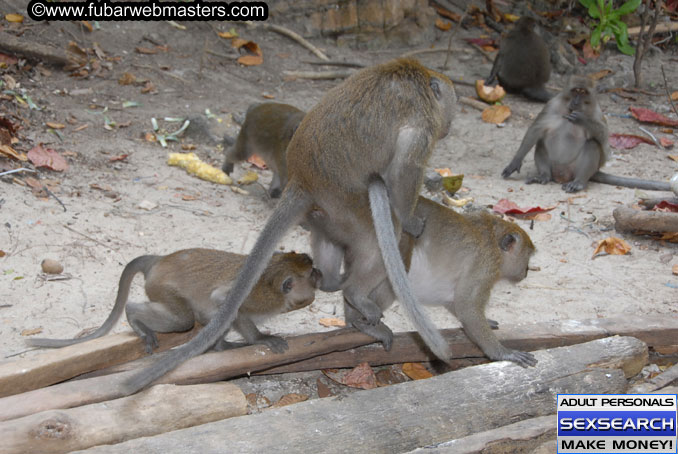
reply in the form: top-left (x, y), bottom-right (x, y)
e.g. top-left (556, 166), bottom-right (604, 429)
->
top-left (124, 58), bottom-right (457, 394)
top-left (222, 102), bottom-right (305, 198)
top-left (349, 197), bottom-right (537, 368)
top-left (486, 16), bottom-right (553, 102)
top-left (27, 249), bottom-right (322, 354)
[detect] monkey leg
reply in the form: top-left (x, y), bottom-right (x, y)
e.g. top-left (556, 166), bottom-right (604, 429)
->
top-left (343, 298), bottom-right (393, 350)
top-left (453, 293), bottom-right (537, 368)
top-left (341, 248), bottom-right (388, 326)
top-left (228, 314), bottom-right (289, 353)
top-left (268, 172), bottom-right (283, 199)
top-left (126, 300), bottom-right (195, 353)
top-left (561, 141), bottom-right (601, 193)
top-left (310, 230), bottom-right (346, 292)
top-left (526, 143), bottom-right (552, 185)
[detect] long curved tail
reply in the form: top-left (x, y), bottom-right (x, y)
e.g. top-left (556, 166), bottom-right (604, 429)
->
top-left (124, 184), bottom-right (312, 394)
top-left (26, 255), bottom-right (160, 348)
top-left (592, 171), bottom-right (670, 192)
top-left (368, 178), bottom-right (451, 361)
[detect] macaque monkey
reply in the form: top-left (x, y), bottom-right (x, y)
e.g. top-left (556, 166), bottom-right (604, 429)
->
top-left (486, 17), bottom-right (552, 102)
top-left (124, 58), bottom-right (457, 394)
top-left (27, 249), bottom-right (321, 353)
top-left (222, 103), bottom-right (306, 198)
top-left (357, 197), bottom-right (537, 367)
top-left (502, 75), bottom-right (610, 193)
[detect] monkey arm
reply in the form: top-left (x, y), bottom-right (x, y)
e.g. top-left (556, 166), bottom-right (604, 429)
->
top-left (485, 52), bottom-right (502, 86)
top-left (501, 120), bottom-right (543, 178)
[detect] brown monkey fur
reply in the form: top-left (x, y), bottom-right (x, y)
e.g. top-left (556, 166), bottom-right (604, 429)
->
top-left (125, 58), bottom-right (457, 393)
top-left (502, 75), bottom-right (609, 193)
top-left (486, 16), bottom-right (552, 102)
top-left (362, 197), bottom-right (537, 367)
top-left (222, 102), bottom-right (305, 198)
top-left (27, 250), bottom-right (321, 353)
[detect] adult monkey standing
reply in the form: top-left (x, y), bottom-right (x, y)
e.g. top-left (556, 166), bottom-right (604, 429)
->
top-left (125, 59), bottom-right (457, 393)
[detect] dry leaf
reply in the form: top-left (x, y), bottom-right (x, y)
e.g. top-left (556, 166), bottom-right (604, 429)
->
top-left (46, 122), bottom-right (65, 129)
top-left (435, 168), bottom-right (453, 177)
top-left (532, 212), bottom-right (552, 222)
top-left (435, 18), bottom-right (452, 31)
top-left (402, 362), bottom-right (433, 380)
top-left (592, 237), bottom-right (631, 258)
top-left (118, 72), bottom-right (136, 85)
top-left (217, 31), bottom-right (237, 39)
top-left (231, 38), bottom-right (249, 48)
top-left (672, 264), bottom-right (678, 276)
top-left (181, 144), bottom-right (196, 151)
top-left (668, 155), bottom-right (678, 162)
top-left (21, 327), bottom-right (43, 336)
top-left (141, 81), bottom-right (156, 94)
top-left (247, 154), bottom-right (267, 169)
top-left (629, 107), bottom-right (678, 127)
top-left (0, 250), bottom-right (5, 257)
top-left (238, 54), bottom-right (263, 66)
top-left (375, 366), bottom-right (409, 387)
top-left (73, 124), bottom-right (89, 132)
top-left (27, 145), bottom-right (69, 171)
top-left (318, 317), bottom-right (346, 327)
top-left (262, 93), bottom-right (275, 99)
top-left (316, 379), bottom-right (333, 398)
top-left (0, 144), bottom-right (27, 161)
top-left (109, 154), bottom-right (128, 162)
top-left (588, 69), bottom-right (612, 81)
top-left (493, 198), bottom-right (556, 217)
top-left (323, 362), bottom-right (377, 389)
top-left (433, 5), bottom-right (461, 21)
top-left (5, 13), bottom-right (23, 23)
top-left (671, 91), bottom-right (678, 102)
top-left (237, 170), bottom-right (259, 185)
top-left (80, 20), bottom-right (93, 32)
top-left (609, 133), bottom-right (654, 150)
top-left (660, 137), bottom-right (674, 148)
top-left (272, 393), bottom-right (308, 408)
top-left (481, 105), bottom-right (511, 124)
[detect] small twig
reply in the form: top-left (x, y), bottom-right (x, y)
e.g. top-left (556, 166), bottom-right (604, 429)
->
top-left (459, 96), bottom-right (487, 111)
top-left (131, 63), bottom-right (188, 83)
top-left (43, 185), bottom-right (67, 212)
top-left (0, 168), bottom-right (36, 177)
top-left (205, 49), bottom-right (237, 60)
top-left (63, 224), bottom-right (118, 251)
top-left (633, 0), bottom-right (661, 88)
top-left (259, 23), bottom-right (329, 61)
top-left (283, 70), bottom-right (353, 80)
top-left (468, 42), bottom-right (493, 62)
top-left (401, 47), bottom-right (465, 58)
top-left (661, 65), bottom-right (678, 118)
top-left (638, 126), bottom-right (664, 149)
top-left (628, 22), bottom-right (678, 36)
top-left (302, 60), bottom-right (365, 68)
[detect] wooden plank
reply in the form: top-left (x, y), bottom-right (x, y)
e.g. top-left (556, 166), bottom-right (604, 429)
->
top-left (0, 329), bottom-right (375, 422)
top-left (405, 415), bottom-right (556, 453)
top-left (72, 336), bottom-right (647, 454)
top-left (0, 382), bottom-right (246, 454)
top-left (629, 363), bottom-right (678, 393)
top-left (0, 327), bottom-right (199, 398)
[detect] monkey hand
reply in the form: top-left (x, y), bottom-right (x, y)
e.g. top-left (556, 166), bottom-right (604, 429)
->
top-left (501, 160), bottom-right (521, 178)
top-left (496, 349), bottom-right (537, 368)
top-left (403, 215), bottom-right (425, 238)
top-left (353, 319), bottom-right (393, 351)
top-left (562, 181), bottom-right (585, 193)
top-left (257, 335), bottom-right (289, 354)
top-left (563, 111), bottom-right (583, 123)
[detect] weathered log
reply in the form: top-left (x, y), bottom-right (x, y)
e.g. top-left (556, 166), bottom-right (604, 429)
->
top-left (0, 327), bottom-right (199, 398)
top-left (0, 31), bottom-right (71, 66)
top-left (405, 415), bottom-right (556, 453)
top-left (0, 382), bottom-right (246, 454)
top-left (0, 329), bottom-right (374, 422)
top-left (614, 206), bottom-right (678, 233)
top-left (630, 363), bottom-right (678, 393)
top-left (639, 197), bottom-right (678, 210)
top-left (72, 337), bottom-right (647, 454)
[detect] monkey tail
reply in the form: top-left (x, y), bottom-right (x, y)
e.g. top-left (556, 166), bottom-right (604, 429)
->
top-left (123, 184), bottom-right (312, 394)
top-left (26, 255), bottom-right (160, 348)
top-left (368, 178), bottom-right (451, 361)
top-left (591, 171), bottom-right (671, 192)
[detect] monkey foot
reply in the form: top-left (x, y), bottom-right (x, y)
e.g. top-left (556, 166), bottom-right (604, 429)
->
top-left (501, 163), bottom-right (521, 179)
top-left (526, 175), bottom-right (550, 185)
top-left (499, 349), bottom-right (537, 368)
top-left (487, 319), bottom-right (499, 330)
top-left (141, 333), bottom-right (159, 354)
top-left (256, 335), bottom-right (289, 354)
top-left (562, 181), bottom-right (585, 193)
top-left (269, 187), bottom-right (282, 199)
top-left (353, 320), bottom-right (393, 351)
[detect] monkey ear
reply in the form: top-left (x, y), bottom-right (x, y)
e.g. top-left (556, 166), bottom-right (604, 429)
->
top-left (282, 277), bottom-right (294, 294)
top-left (499, 233), bottom-right (517, 252)
top-left (430, 78), bottom-right (442, 100)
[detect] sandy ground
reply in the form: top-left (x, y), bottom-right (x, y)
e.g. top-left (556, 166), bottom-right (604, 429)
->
top-left (0, 7), bottom-right (676, 373)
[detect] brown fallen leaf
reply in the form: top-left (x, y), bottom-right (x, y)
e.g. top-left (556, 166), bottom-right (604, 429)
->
top-left (318, 317), bottom-right (346, 327)
top-left (80, 20), bottom-right (93, 32)
top-left (672, 264), bottom-right (678, 276)
top-left (272, 393), bottom-right (308, 408)
top-left (375, 365), bottom-right (410, 387)
top-left (141, 81), bottom-right (156, 94)
top-left (27, 145), bottom-right (69, 171)
top-left (247, 154), bottom-right (267, 169)
top-left (435, 18), bottom-right (452, 31)
top-left (592, 237), bottom-right (631, 258)
top-left (118, 72), bottom-right (136, 85)
top-left (629, 107), bottom-right (678, 127)
top-left (481, 105), bottom-right (511, 124)
top-left (21, 327), bottom-right (43, 336)
top-left (660, 137), bottom-right (674, 148)
top-left (262, 93), bottom-right (275, 99)
top-left (217, 31), bottom-right (237, 39)
top-left (0, 144), bottom-right (27, 161)
top-left (109, 154), bottom-right (128, 162)
top-left (402, 362), bottom-right (433, 380)
top-left (316, 379), bottom-right (333, 398)
top-left (588, 69), bottom-right (612, 81)
top-left (668, 155), bottom-right (678, 162)
top-left (5, 13), bottom-right (23, 23)
top-left (671, 91), bottom-right (678, 102)
top-left (73, 124), bottom-right (90, 132)
top-left (609, 133), bottom-right (654, 150)
top-left (0, 250), bottom-right (5, 257)
top-left (323, 362), bottom-right (377, 390)
top-left (46, 122), bottom-right (65, 129)
top-left (238, 54), bottom-right (263, 66)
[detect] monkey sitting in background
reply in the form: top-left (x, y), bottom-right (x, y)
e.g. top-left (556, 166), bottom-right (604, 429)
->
top-left (502, 75), bottom-right (609, 193)
top-left (27, 249), bottom-right (322, 354)
top-left (348, 197), bottom-right (537, 367)
top-left (222, 102), bottom-right (305, 199)
top-left (486, 16), bottom-right (553, 103)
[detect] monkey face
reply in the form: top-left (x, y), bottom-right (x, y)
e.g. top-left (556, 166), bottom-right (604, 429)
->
top-left (499, 232), bottom-right (534, 283)
top-left (282, 267), bottom-right (322, 312)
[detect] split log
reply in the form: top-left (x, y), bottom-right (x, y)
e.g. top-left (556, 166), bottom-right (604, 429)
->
top-left (614, 206), bottom-right (678, 233)
top-left (0, 31), bottom-right (71, 67)
top-left (0, 382), bottom-right (246, 454)
top-left (0, 329), bottom-right (374, 422)
top-left (0, 327), bottom-right (199, 398)
top-left (72, 336), bottom-right (647, 454)
top-left (405, 415), bottom-right (556, 453)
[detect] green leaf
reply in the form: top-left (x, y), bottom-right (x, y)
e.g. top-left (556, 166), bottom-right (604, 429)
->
top-left (617, 0), bottom-right (641, 16)
top-left (588, 3), bottom-right (601, 18)
top-left (591, 26), bottom-right (602, 47)
top-left (579, 0), bottom-right (594, 7)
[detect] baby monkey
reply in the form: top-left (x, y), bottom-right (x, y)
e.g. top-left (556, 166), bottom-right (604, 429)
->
top-left (355, 197), bottom-right (537, 367)
top-left (222, 102), bottom-right (305, 198)
top-left (27, 249), bottom-right (322, 353)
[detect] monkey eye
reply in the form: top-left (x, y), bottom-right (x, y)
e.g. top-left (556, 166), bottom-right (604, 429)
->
top-left (282, 277), bottom-right (294, 294)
